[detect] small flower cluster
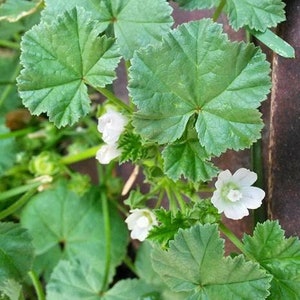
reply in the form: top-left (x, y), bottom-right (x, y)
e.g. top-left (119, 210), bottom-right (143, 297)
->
top-left (96, 108), bottom-right (128, 164)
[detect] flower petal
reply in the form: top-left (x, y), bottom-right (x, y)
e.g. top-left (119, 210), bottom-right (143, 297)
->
top-left (223, 202), bottom-right (249, 220)
top-left (215, 169), bottom-right (232, 189)
top-left (211, 191), bottom-right (228, 213)
top-left (241, 186), bottom-right (265, 209)
top-left (232, 168), bottom-right (257, 186)
top-left (96, 144), bottom-right (121, 164)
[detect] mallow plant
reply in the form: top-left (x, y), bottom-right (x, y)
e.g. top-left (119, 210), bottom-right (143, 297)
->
top-left (0, 0), bottom-right (299, 299)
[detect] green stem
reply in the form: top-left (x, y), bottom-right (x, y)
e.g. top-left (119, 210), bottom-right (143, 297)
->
top-left (212, 0), bottom-right (226, 22)
top-left (100, 192), bottom-right (111, 292)
top-left (174, 189), bottom-right (186, 213)
top-left (219, 222), bottom-right (245, 253)
top-left (165, 185), bottom-right (177, 215)
top-left (28, 270), bottom-right (45, 300)
top-left (0, 39), bottom-right (20, 50)
top-left (60, 145), bottom-right (101, 165)
top-left (0, 188), bottom-right (36, 220)
top-left (0, 127), bottom-right (36, 140)
top-left (0, 63), bottom-right (21, 108)
top-left (154, 190), bottom-right (165, 209)
top-left (0, 182), bottom-right (40, 202)
top-left (96, 87), bottom-right (132, 113)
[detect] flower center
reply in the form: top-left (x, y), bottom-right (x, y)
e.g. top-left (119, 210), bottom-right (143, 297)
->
top-left (137, 216), bottom-right (150, 228)
top-left (227, 189), bottom-right (242, 202)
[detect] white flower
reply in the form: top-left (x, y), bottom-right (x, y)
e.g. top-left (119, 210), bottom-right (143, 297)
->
top-left (125, 208), bottom-right (158, 241)
top-left (211, 168), bottom-right (265, 220)
top-left (96, 144), bottom-right (121, 164)
top-left (97, 108), bottom-right (128, 145)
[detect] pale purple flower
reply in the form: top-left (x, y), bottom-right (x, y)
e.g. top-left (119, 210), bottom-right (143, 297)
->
top-left (211, 168), bottom-right (265, 220)
top-left (97, 108), bottom-right (128, 145)
top-left (96, 144), bottom-right (121, 164)
top-left (125, 208), bottom-right (158, 241)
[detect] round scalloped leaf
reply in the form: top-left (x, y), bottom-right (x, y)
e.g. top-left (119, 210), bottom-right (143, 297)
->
top-left (20, 180), bottom-right (128, 281)
top-left (17, 7), bottom-right (121, 127)
top-left (152, 224), bottom-right (271, 299)
top-left (42, 0), bottom-right (173, 60)
top-left (243, 220), bottom-right (300, 299)
top-left (130, 19), bottom-right (271, 156)
top-left (225, 0), bottom-right (286, 31)
top-left (47, 259), bottom-right (157, 300)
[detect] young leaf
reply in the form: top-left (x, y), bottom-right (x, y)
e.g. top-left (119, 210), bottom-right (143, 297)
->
top-left (17, 7), bottom-right (121, 127)
top-left (21, 180), bottom-right (128, 281)
top-left (152, 224), bottom-right (271, 299)
top-left (0, 121), bottom-right (17, 175)
top-left (42, 0), bottom-right (174, 59)
top-left (0, 0), bottom-right (41, 22)
top-left (0, 222), bottom-right (34, 282)
top-left (251, 28), bottom-right (295, 58)
top-left (130, 19), bottom-right (271, 156)
top-left (225, 0), bottom-right (286, 31)
top-left (243, 220), bottom-right (300, 299)
top-left (173, 0), bottom-right (219, 10)
top-left (148, 209), bottom-right (190, 246)
top-left (162, 139), bottom-right (218, 182)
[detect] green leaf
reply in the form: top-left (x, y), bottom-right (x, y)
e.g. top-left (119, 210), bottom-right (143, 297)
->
top-left (119, 131), bottom-right (147, 163)
top-left (0, 54), bottom-right (21, 116)
top-left (0, 0), bottom-right (41, 22)
top-left (0, 222), bottom-right (34, 282)
top-left (243, 220), bottom-right (300, 299)
top-left (152, 224), bottom-right (271, 299)
top-left (0, 121), bottom-right (17, 175)
top-left (42, 0), bottom-right (173, 59)
top-left (20, 180), bottom-right (128, 281)
top-left (135, 241), bottom-right (190, 300)
top-left (251, 28), bottom-right (295, 58)
top-left (225, 0), bottom-right (286, 31)
top-left (17, 7), bottom-right (121, 127)
top-left (148, 209), bottom-right (190, 247)
top-left (104, 279), bottom-right (158, 300)
top-left (46, 259), bottom-right (103, 300)
top-left (162, 139), bottom-right (218, 182)
top-left (47, 259), bottom-right (157, 300)
top-left (0, 279), bottom-right (22, 300)
top-left (173, 0), bottom-right (219, 10)
top-left (130, 19), bottom-right (271, 156)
